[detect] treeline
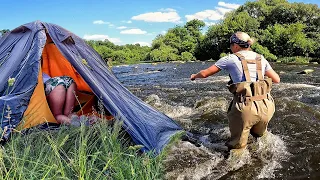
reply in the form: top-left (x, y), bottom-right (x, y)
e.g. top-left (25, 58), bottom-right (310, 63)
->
top-left (1, 0), bottom-right (319, 64)
top-left (87, 0), bottom-right (320, 64)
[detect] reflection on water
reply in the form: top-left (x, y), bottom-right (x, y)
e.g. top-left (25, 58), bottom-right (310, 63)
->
top-left (113, 62), bottom-right (320, 179)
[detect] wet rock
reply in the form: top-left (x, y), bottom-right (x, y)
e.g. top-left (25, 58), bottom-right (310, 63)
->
top-left (297, 69), bottom-right (314, 74)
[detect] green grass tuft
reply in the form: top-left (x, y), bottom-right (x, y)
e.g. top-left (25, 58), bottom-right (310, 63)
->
top-left (0, 121), bottom-right (166, 180)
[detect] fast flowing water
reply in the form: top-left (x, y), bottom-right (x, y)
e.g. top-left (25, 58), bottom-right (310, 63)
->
top-left (112, 62), bottom-right (320, 180)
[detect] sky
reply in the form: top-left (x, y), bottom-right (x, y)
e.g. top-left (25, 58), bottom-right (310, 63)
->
top-left (1, 0), bottom-right (319, 46)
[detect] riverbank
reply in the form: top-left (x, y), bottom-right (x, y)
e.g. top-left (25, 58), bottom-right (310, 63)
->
top-left (110, 56), bottom-right (319, 67)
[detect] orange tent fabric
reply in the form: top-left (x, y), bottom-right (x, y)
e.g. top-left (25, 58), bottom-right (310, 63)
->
top-left (19, 40), bottom-right (112, 129)
top-left (20, 69), bottom-right (57, 129)
top-left (42, 40), bottom-right (92, 92)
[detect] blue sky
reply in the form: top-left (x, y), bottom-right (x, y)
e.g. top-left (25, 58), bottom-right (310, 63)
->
top-left (1, 0), bottom-right (319, 46)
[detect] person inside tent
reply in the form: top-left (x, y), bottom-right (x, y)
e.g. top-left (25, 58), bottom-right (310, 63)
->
top-left (43, 72), bottom-right (77, 125)
top-left (190, 32), bottom-right (280, 152)
top-left (41, 32), bottom-right (99, 126)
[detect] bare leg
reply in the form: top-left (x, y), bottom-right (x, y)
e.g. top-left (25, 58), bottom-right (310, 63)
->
top-left (63, 83), bottom-right (76, 116)
top-left (47, 85), bottom-right (70, 124)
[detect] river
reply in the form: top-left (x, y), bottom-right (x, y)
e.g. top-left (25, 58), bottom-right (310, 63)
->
top-left (112, 61), bottom-right (320, 180)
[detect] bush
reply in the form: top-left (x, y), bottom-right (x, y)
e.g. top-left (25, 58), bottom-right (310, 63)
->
top-left (181, 52), bottom-right (195, 61)
top-left (277, 56), bottom-right (311, 64)
top-left (251, 43), bottom-right (277, 61)
top-left (219, 52), bottom-right (229, 58)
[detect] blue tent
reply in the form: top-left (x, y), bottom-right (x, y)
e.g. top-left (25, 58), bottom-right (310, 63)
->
top-left (0, 21), bottom-right (183, 153)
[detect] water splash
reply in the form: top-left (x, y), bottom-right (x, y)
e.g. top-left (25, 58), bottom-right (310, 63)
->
top-left (145, 94), bottom-right (194, 119)
top-left (254, 132), bottom-right (291, 179)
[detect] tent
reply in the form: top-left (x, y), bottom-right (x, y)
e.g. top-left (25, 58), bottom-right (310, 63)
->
top-left (0, 21), bottom-right (183, 154)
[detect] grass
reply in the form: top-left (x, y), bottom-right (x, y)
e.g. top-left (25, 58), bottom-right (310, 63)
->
top-left (0, 120), bottom-right (168, 180)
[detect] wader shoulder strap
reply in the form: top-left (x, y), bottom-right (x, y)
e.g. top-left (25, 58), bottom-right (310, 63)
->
top-left (234, 52), bottom-right (251, 82)
top-left (255, 54), bottom-right (263, 81)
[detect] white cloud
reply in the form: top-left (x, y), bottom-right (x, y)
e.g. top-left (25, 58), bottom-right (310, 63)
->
top-left (204, 21), bottom-right (216, 26)
top-left (83, 34), bottom-right (121, 44)
top-left (131, 9), bottom-right (181, 23)
top-left (120, 28), bottom-right (147, 34)
top-left (93, 20), bottom-right (108, 25)
top-left (122, 20), bottom-right (132, 24)
top-left (216, 7), bottom-right (234, 15)
top-left (185, 1), bottom-right (240, 23)
top-left (93, 20), bottom-right (114, 27)
top-left (117, 26), bottom-right (127, 29)
top-left (161, 30), bottom-right (167, 34)
top-left (218, 1), bottom-right (240, 9)
top-left (158, 8), bottom-right (176, 12)
top-left (133, 42), bottom-right (151, 46)
top-left (186, 10), bottom-right (224, 21)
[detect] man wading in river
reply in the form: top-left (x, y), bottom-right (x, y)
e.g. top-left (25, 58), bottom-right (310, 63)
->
top-left (190, 32), bottom-right (280, 152)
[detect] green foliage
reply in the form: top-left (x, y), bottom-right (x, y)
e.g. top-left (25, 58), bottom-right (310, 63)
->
top-left (88, 40), bottom-right (151, 65)
top-left (219, 52), bottom-right (229, 58)
top-left (277, 56), bottom-right (311, 64)
top-left (0, 121), bottom-right (165, 179)
top-left (149, 45), bottom-right (179, 62)
top-left (201, 0), bottom-right (319, 62)
top-left (260, 23), bottom-right (317, 57)
top-left (181, 52), bottom-right (195, 61)
top-left (81, 0), bottom-right (319, 64)
top-left (251, 43), bottom-right (277, 61)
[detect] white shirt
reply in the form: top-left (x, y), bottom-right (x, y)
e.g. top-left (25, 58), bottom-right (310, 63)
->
top-left (214, 50), bottom-right (272, 83)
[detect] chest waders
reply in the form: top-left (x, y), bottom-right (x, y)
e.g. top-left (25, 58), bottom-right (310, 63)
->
top-left (225, 53), bottom-right (275, 149)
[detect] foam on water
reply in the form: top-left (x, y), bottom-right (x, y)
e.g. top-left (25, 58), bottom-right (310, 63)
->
top-left (144, 93), bottom-right (290, 179)
top-left (254, 132), bottom-right (291, 179)
top-left (145, 94), bottom-right (194, 119)
top-left (277, 83), bottom-right (320, 90)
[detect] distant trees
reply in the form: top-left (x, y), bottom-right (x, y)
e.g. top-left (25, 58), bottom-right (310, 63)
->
top-left (149, 19), bottom-right (205, 61)
top-left (86, 0), bottom-right (319, 64)
top-left (200, 0), bottom-right (320, 61)
top-left (2, 0), bottom-right (317, 64)
top-left (87, 40), bottom-right (150, 65)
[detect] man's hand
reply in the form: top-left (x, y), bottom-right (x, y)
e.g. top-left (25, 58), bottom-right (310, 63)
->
top-left (190, 74), bottom-right (197, 81)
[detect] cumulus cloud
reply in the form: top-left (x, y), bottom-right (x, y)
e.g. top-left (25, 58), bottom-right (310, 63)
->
top-left (117, 26), bottom-right (127, 29)
top-left (216, 7), bottom-right (234, 15)
top-left (120, 28), bottom-right (147, 34)
top-left (218, 1), bottom-right (240, 9)
top-left (83, 34), bottom-right (121, 44)
top-left (131, 8), bottom-right (181, 23)
top-left (185, 1), bottom-right (240, 25)
top-left (204, 21), bottom-right (216, 26)
top-left (133, 42), bottom-right (151, 46)
top-left (185, 10), bottom-right (224, 21)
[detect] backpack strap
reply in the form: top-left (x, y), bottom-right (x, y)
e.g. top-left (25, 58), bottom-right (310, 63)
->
top-left (255, 54), bottom-right (263, 81)
top-left (234, 52), bottom-right (251, 82)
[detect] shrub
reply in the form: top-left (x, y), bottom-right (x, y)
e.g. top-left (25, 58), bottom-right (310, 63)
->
top-left (181, 52), bottom-right (195, 61)
top-left (219, 52), bottom-right (229, 58)
top-left (251, 43), bottom-right (277, 61)
top-left (277, 56), bottom-right (311, 64)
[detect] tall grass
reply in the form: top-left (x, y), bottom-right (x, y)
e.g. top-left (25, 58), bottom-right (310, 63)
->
top-left (0, 121), bottom-right (166, 180)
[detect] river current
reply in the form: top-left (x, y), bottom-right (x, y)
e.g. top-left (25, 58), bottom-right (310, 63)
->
top-left (112, 62), bottom-right (320, 180)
